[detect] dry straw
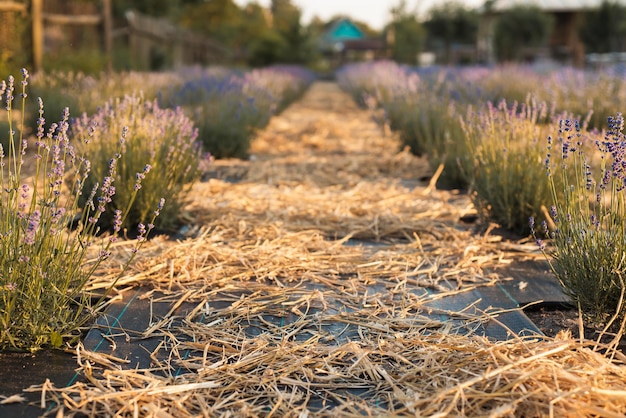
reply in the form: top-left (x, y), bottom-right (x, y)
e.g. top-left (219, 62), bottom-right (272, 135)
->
top-left (27, 83), bottom-right (626, 417)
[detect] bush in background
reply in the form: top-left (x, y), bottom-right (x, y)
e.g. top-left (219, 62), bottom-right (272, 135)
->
top-left (166, 65), bottom-right (314, 159)
top-left (337, 62), bottom-right (471, 188)
top-left (461, 99), bottom-right (560, 234)
top-left (71, 94), bottom-right (203, 231)
top-left (29, 70), bottom-right (181, 133)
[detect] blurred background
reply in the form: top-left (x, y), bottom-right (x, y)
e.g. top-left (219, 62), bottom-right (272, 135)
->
top-left (1, 0), bottom-right (625, 75)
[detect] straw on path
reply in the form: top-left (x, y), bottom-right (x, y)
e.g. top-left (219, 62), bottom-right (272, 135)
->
top-left (32, 82), bottom-right (626, 417)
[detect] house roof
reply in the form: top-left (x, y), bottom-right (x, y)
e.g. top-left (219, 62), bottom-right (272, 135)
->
top-left (485, 0), bottom-right (626, 12)
top-left (324, 18), bottom-right (364, 42)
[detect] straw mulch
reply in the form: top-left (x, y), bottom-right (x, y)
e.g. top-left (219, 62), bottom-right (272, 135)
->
top-left (30, 82), bottom-right (626, 417)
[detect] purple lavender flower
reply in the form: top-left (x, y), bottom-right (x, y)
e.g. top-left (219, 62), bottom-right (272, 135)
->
top-left (24, 210), bottom-right (41, 245)
top-left (154, 198), bottom-right (165, 217)
top-left (550, 205), bottom-right (558, 222)
top-left (86, 183), bottom-right (98, 211)
top-left (134, 164), bottom-right (152, 191)
top-left (137, 223), bottom-right (146, 242)
top-left (112, 209), bottom-right (122, 233)
top-left (98, 175), bottom-right (116, 213)
top-left (536, 238), bottom-right (546, 251)
top-left (5, 75), bottom-right (14, 110)
top-left (50, 208), bottom-right (66, 224)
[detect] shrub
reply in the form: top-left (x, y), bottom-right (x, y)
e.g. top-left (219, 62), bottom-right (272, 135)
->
top-left (244, 65), bottom-right (315, 113)
top-left (532, 114), bottom-right (626, 328)
top-left (338, 62), bottom-right (472, 188)
top-left (383, 73), bottom-right (471, 189)
top-left (336, 61), bottom-right (412, 107)
top-left (0, 70), bottom-right (159, 352)
top-left (461, 99), bottom-right (559, 234)
top-left (28, 70), bottom-right (181, 133)
top-left (166, 66), bottom-right (314, 159)
top-left (71, 94), bottom-right (204, 231)
top-left (170, 73), bottom-right (272, 159)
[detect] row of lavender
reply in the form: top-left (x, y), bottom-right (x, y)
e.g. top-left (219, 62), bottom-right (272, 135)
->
top-left (338, 61), bottom-right (626, 328)
top-left (0, 65), bottom-right (314, 351)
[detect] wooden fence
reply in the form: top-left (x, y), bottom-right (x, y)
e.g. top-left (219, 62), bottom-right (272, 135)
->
top-left (124, 11), bottom-right (233, 70)
top-left (0, 1), bottom-right (229, 73)
top-left (0, 0), bottom-right (112, 72)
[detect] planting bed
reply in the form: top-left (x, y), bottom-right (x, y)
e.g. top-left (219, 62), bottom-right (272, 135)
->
top-left (4, 82), bottom-right (626, 417)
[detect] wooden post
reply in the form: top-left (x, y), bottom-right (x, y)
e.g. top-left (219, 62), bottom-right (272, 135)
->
top-left (102, 0), bottom-right (112, 72)
top-left (31, 0), bottom-right (43, 73)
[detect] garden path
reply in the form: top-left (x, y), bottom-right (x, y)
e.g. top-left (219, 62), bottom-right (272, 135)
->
top-left (26, 81), bottom-right (575, 417)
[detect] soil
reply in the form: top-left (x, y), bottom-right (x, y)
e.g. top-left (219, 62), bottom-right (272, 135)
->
top-left (524, 306), bottom-right (580, 338)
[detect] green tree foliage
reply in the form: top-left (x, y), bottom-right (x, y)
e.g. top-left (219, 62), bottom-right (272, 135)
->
top-left (239, 3), bottom-right (284, 66)
top-left (389, 1), bottom-right (425, 65)
top-left (112, 0), bottom-right (197, 18)
top-left (493, 5), bottom-right (553, 62)
top-left (270, 0), bottom-right (313, 63)
top-left (424, 1), bottom-right (479, 64)
top-left (580, 0), bottom-right (626, 53)
top-left (175, 0), bottom-right (311, 66)
top-left (179, 0), bottom-right (244, 49)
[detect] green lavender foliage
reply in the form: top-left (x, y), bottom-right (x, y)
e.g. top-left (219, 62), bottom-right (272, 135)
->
top-left (461, 99), bottom-right (560, 234)
top-left (71, 94), bottom-right (204, 231)
top-left (166, 66), bottom-right (314, 159)
top-left (28, 71), bottom-right (181, 132)
top-left (533, 114), bottom-right (626, 326)
top-left (0, 70), bottom-right (158, 352)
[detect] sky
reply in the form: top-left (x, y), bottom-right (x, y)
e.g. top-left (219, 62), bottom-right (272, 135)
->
top-left (234, 0), bottom-right (486, 30)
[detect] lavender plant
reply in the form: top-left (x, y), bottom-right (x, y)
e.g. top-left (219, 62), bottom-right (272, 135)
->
top-left (244, 65), bottom-right (315, 113)
top-left (167, 66), bottom-right (313, 159)
top-left (461, 99), bottom-right (561, 234)
top-left (71, 94), bottom-right (203, 231)
top-left (166, 73), bottom-right (267, 159)
top-left (28, 70), bottom-right (181, 133)
top-left (337, 62), bottom-right (469, 187)
top-left (532, 114), bottom-right (626, 326)
top-left (0, 70), bottom-right (159, 352)
top-left (336, 61), bottom-right (412, 107)
top-left (384, 77), bottom-right (471, 189)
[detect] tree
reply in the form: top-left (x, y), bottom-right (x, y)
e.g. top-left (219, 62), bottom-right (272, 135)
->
top-left (270, 0), bottom-right (313, 63)
top-left (178, 0), bottom-right (244, 49)
top-left (388, 1), bottom-right (425, 65)
top-left (112, 0), bottom-right (201, 18)
top-left (493, 5), bottom-right (553, 62)
top-left (580, 0), bottom-right (626, 53)
top-left (424, 1), bottom-right (479, 64)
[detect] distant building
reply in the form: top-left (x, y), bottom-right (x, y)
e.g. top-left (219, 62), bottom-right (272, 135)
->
top-left (318, 18), bottom-right (387, 67)
top-left (479, 0), bottom-right (626, 66)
